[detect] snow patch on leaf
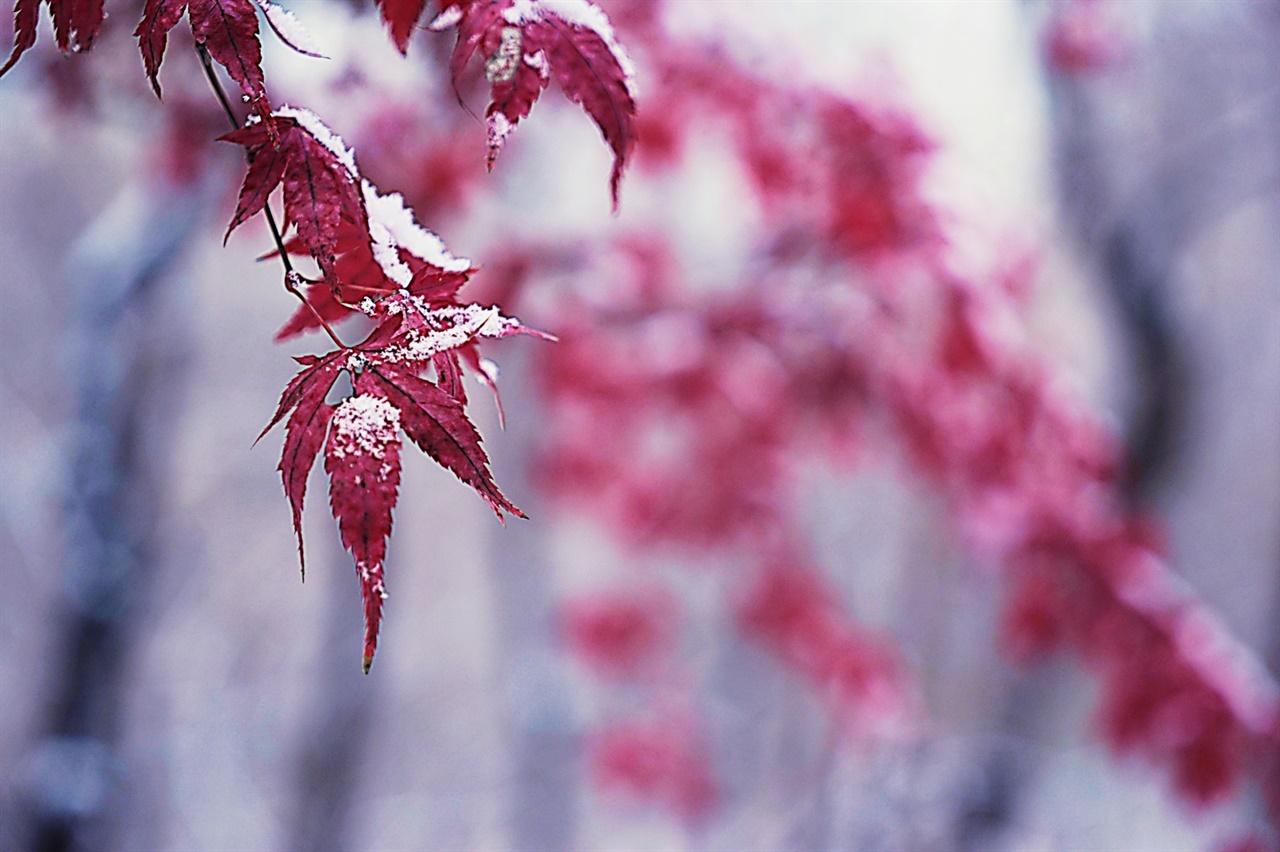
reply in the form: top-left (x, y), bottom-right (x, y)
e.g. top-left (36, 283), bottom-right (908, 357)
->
top-left (487, 112), bottom-right (515, 163)
top-left (525, 49), bottom-right (549, 79)
top-left (535, 0), bottom-right (636, 93)
top-left (427, 4), bottom-right (462, 30)
top-left (274, 105), bottom-right (359, 177)
top-left (256, 0), bottom-right (327, 57)
top-left (328, 394), bottom-right (401, 459)
top-left (363, 182), bottom-right (473, 274)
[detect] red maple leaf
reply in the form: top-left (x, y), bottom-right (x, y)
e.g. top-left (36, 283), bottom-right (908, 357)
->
top-left (433, 0), bottom-right (637, 209)
top-left (257, 350), bottom-right (346, 578)
top-left (221, 109), bottom-right (368, 280)
top-left (134, 0), bottom-right (269, 109)
top-left (271, 183), bottom-right (477, 339)
top-left (360, 360), bottom-right (523, 520)
top-left (1, 0), bottom-right (104, 77)
top-left (260, 289), bottom-right (540, 669)
top-left (325, 379), bottom-right (404, 673)
top-left (375, 0), bottom-right (429, 53)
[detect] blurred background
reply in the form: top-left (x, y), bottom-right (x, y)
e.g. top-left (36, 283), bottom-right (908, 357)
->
top-left (1, 0), bottom-right (1277, 849)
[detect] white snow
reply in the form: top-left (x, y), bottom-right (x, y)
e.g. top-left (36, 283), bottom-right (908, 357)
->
top-left (377, 300), bottom-right (537, 364)
top-left (504, 0), bottom-right (636, 95)
top-left (274, 106), bottom-right (360, 178)
top-left (427, 4), bottom-right (462, 31)
top-left (328, 394), bottom-right (400, 459)
top-left (362, 181), bottom-right (473, 282)
top-left (256, 0), bottom-right (327, 58)
top-left (524, 50), bottom-right (550, 80)
top-left (487, 112), bottom-right (515, 155)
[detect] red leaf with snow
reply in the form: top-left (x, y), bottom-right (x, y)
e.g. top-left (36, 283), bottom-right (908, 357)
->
top-left (324, 383), bottom-right (404, 673)
top-left (2, 0), bottom-right (103, 76)
top-left (362, 361), bottom-right (523, 519)
top-left (221, 110), bottom-right (366, 279)
top-left (437, 0), bottom-right (637, 209)
top-left (272, 184), bottom-right (477, 339)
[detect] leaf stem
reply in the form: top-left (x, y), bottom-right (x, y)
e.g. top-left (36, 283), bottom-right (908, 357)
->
top-left (197, 44), bottom-right (348, 350)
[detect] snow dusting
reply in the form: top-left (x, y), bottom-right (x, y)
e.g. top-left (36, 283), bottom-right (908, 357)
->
top-left (524, 50), bottom-right (550, 80)
top-left (487, 112), bottom-right (515, 155)
top-left (512, 0), bottom-right (637, 95)
top-left (257, 0), bottom-right (327, 58)
top-left (275, 106), bottom-right (360, 178)
top-left (427, 4), bottom-right (462, 31)
top-left (376, 300), bottom-right (540, 364)
top-left (362, 182), bottom-right (472, 274)
top-left (329, 394), bottom-right (400, 460)
top-left (485, 27), bottom-right (523, 83)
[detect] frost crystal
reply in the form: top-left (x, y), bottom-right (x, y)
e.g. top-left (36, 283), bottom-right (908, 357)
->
top-left (329, 395), bottom-right (400, 460)
top-left (275, 106), bottom-right (360, 178)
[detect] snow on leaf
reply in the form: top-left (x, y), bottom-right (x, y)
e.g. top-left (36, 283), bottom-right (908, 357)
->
top-left (324, 388), bottom-right (403, 672)
top-left (362, 361), bottom-right (524, 519)
top-left (445, 0), bottom-right (636, 209)
top-left (370, 296), bottom-right (550, 364)
top-left (3, 0), bottom-right (104, 77)
top-left (363, 181), bottom-right (473, 281)
top-left (221, 110), bottom-right (367, 279)
top-left (254, 0), bottom-right (326, 58)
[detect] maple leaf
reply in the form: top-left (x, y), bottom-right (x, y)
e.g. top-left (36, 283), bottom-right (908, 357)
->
top-left (360, 360), bottom-right (524, 520)
top-left (324, 386), bottom-right (403, 673)
top-left (433, 0), bottom-right (637, 209)
top-left (266, 176), bottom-right (477, 339)
top-left (261, 287), bottom-right (543, 668)
top-left (1, 0), bottom-right (104, 77)
top-left (257, 350), bottom-right (346, 578)
top-left (134, 0), bottom-right (271, 108)
top-left (375, 0), bottom-right (429, 54)
top-left (221, 108), bottom-right (367, 279)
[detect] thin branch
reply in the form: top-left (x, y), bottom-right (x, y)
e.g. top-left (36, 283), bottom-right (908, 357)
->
top-left (196, 44), bottom-right (348, 350)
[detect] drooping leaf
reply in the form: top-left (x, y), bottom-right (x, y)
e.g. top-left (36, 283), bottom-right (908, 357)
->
top-left (363, 361), bottom-right (523, 519)
top-left (253, 0), bottom-right (325, 58)
top-left (435, 0), bottom-right (637, 209)
top-left (134, 0), bottom-right (188, 97)
top-left (221, 109), bottom-right (367, 279)
top-left (188, 0), bottom-right (267, 106)
top-left (375, 0), bottom-right (428, 54)
top-left (259, 350), bottom-right (345, 577)
top-left (2, 0), bottom-right (104, 77)
top-left (324, 386), bottom-right (403, 672)
top-left (0, 0), bottom-right (40, 77)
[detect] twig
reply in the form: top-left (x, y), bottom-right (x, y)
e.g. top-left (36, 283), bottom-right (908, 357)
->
top-left (196, 44), bottom-right (347, 349)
